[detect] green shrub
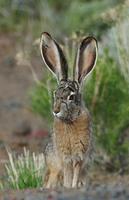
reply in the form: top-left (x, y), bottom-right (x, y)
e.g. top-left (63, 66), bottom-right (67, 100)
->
top-left (0, 148), bottom-right (45, 190)
top-left (0, 0), bottom-right (124, 36)
top-left (30, 74), bottom-right (56, 123)
top-left (85, 49), bottom-right (129, 169)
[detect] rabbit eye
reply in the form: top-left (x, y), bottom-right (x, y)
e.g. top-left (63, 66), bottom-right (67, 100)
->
top-left (68, 94), bottom-right (75, 100)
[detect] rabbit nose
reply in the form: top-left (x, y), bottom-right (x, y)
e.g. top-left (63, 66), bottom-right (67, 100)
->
top-left (53, 109), bottom-right (60, 114)
top-left (53, 106), bottom-right (60, 114)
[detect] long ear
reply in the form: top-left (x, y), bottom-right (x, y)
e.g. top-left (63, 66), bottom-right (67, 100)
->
top-left (40, 32), bottom-right (68, 81)
top-left (73, 36), bottom-right (98, 84)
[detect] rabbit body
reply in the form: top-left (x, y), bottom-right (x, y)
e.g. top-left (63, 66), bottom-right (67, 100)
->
top-left (40, 32), bottom-right (98, 188)
top-left (54, 109), bottom-right (92, 188)
top-left (44, 109), bottom-right (92, 188)
top-left (54, 109), bottom-right (91, 167)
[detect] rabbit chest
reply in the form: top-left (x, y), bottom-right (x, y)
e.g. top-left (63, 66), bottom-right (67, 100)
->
top-left (53, 111), bottom-right (91, 161)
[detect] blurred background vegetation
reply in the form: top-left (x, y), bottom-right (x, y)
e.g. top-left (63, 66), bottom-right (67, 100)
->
top-left (0, 0), bottom-right (129, 173)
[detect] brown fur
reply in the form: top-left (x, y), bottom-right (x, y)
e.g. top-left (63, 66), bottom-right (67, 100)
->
top-left (44, 109), bottom-right (92, 188)
top-left (53, 109), bottom-right (91, 159)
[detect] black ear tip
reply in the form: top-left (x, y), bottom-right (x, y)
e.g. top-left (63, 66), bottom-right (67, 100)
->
top-left (85, 36), bottom-right (97, 42)
top-left (41, 32), bottom-right (51, 37)
top-left (40, 32), bottom-right (52, 43)
top-left (82, 36), bottom-right (98, 48)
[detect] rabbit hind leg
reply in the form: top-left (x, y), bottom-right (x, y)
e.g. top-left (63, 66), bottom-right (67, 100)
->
top-left (44, 167), bottom-right (60, 188)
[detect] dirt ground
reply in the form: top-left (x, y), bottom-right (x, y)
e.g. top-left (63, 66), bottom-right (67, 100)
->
top-left (0, 33), bottom-right (49, 176)
top-left (1, 173), bottom-right (129, 200)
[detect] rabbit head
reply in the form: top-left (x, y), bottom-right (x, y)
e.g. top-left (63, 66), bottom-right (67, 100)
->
top-left (40, 32), bottom-right (98, 122)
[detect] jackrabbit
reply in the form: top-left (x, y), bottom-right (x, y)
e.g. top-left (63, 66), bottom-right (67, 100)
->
top-left (40, 32), bottom-right (98, 188)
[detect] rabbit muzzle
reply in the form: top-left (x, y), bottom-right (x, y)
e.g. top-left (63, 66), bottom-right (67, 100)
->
top-left (53, 98), bottom-right (81, 123)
